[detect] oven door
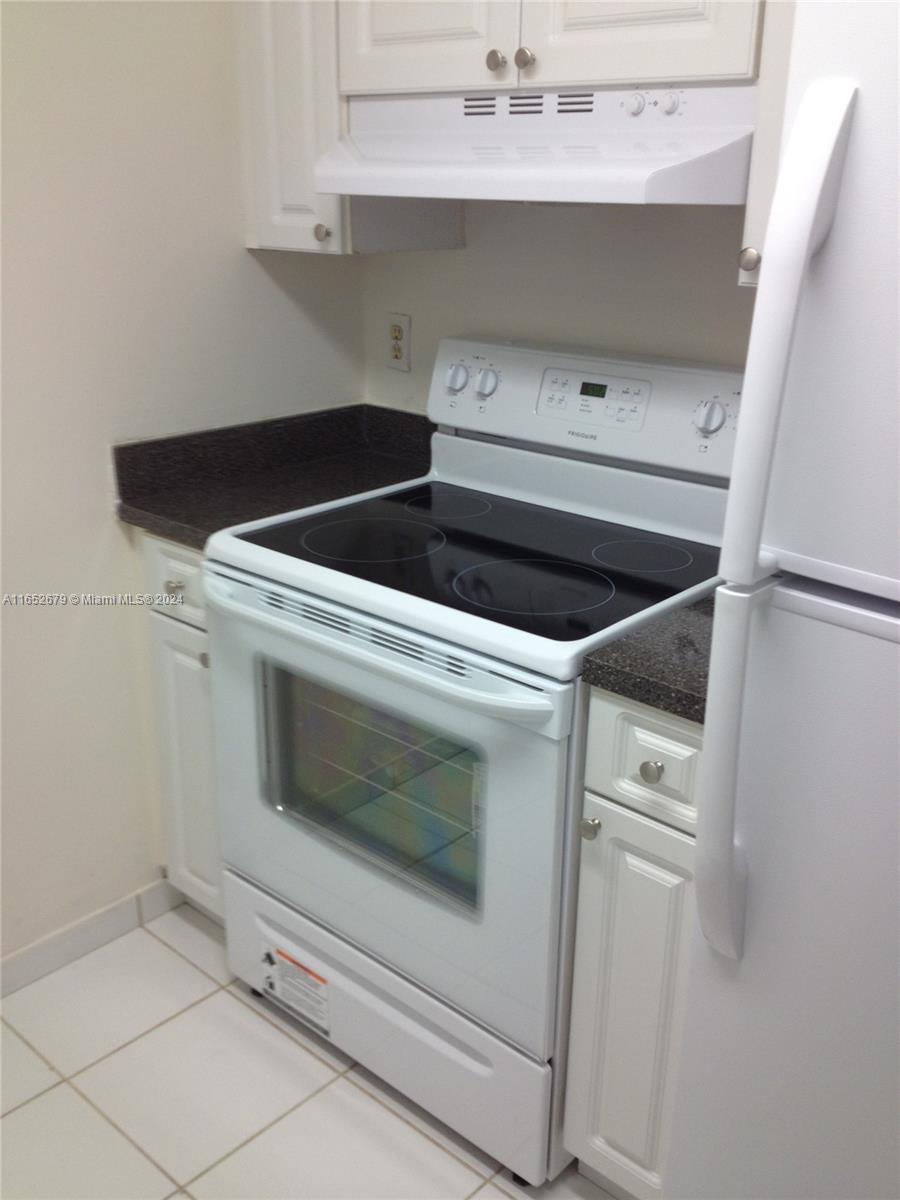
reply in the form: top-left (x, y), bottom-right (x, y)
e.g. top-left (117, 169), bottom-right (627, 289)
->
top-left (205, 566), bottom-right (575, 1059)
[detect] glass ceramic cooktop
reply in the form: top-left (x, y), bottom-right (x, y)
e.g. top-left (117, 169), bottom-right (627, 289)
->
top-left (239, 483), bottom-right (719, 642)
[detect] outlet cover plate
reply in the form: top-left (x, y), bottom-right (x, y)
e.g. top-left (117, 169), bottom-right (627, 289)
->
top-left (387, 312), bottom-right (411, 372)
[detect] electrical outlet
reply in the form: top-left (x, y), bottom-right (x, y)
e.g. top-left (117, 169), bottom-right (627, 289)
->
top-left (387, 312), bottom-right (411, 372)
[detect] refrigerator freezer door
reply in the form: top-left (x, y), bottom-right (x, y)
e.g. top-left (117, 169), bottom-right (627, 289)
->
top-left (666, 579), bottom-right (899, 1200)
top-left (722, 2), bottom-right (899, 599)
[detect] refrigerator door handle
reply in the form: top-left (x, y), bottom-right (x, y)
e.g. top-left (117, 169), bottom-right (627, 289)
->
top-left (719, 78), bottom-right (858, 585)
top-left (695, 580), bottom-right (776, 959)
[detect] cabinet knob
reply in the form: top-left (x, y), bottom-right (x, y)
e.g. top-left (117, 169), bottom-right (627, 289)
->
top-left (199, 652), bottom-right (210, 669)
top-left (514, 46), bottom-right (537, 69)
top-left (485, 48), bottom-right (507, 71)
top-left (579, 817), bottom-right (602, 841)
top-left (313, 223), bottom-right (332, 242)
top-left (639, 760), bottom-right (665, 784)
top-left (738, 246), bottom-right (761, 271)
top-left (164, 579), bottom-right (185, 596)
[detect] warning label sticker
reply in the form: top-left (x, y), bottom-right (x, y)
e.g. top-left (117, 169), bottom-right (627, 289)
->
top-left (273, 948), bottom-right (330, 1033)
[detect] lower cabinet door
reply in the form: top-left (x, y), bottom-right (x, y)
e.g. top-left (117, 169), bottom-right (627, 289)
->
top-left (564, 794), bottom-right (695, 1200)
top-left (149, 612), bottom-right (223, 918)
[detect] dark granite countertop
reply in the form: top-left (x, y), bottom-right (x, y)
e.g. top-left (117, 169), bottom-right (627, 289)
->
top-left (115, 405), bottom-right (434, 550)
top-left (581, 596), bottom-right (714, 724)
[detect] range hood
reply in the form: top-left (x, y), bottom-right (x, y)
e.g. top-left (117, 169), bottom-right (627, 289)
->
top-left (315, 84), bottom-right (756, 206)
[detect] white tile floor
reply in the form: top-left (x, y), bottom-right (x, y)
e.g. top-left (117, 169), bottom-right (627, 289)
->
top-left (1, 904), bottom-right (613, 1200)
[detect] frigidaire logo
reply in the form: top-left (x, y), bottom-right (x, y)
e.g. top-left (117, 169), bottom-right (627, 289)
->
top-left (567, 429), bottom-right (598, 441)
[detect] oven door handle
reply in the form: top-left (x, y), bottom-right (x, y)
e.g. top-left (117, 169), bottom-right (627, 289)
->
top-left (206, 577), bottom-right (561, 729)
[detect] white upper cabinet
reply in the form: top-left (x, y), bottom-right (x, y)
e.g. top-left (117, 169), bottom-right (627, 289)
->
top-left (519, 0), bottom-right (762, 87)
top-left (238, 2), bottom-right (464, 253)
top-left (337, 0), bottom-right (762, 94)
top-left (338, 1), bottom-right (521, 93)
top-left (238, 1), bottom-right (345, 252)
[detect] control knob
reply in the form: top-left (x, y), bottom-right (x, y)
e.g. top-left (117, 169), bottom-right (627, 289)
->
top-left (693, 399), bottom-right (726, 437)
top-left (446, 363), bottom-right (469, 392)
top-left (475, 368), bottom-right (499, 397)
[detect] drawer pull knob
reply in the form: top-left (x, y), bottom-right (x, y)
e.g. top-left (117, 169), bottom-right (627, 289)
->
top-left (514, 46), bottom-right (537, 68)
top-left (639, 760), bottom-right (665, 784)
top-left (485, 48), bottom-right (507, 71)
top-left (579, 817), bottom-right (602, 840)
top-left (164, 579), bottom-right (185, 596)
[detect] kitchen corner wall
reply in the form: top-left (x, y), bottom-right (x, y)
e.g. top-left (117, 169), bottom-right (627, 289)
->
top-left (360, 201), bottom-right (755, 410)
top-left (1, 2), bottom-right (363, 956)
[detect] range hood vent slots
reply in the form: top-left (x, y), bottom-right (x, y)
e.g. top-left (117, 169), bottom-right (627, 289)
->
top-left (315, 84), bottom-right (756, 206)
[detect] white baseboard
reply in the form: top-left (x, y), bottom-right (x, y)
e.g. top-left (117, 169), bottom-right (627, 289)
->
top-left (1, 876), bottom-right (185, 997)
top-left (136, 878), bottom-right (184, 925)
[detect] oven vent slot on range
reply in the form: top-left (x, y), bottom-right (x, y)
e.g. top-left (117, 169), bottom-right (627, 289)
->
top-left (367, 629), bottom-right (469, 678)
top-left (259, 591), bottom-right (470, 680)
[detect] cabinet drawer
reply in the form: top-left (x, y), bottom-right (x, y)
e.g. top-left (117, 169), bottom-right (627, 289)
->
top-left (142, 536), bottom-right (206, 630)
top-left (585, 690), bottom-right (702, 834)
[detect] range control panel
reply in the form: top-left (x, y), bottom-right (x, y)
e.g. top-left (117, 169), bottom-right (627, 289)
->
top-left (428, 337), bottom-right (742, 479)
top-left (537, 367), bottom-right (651, 430)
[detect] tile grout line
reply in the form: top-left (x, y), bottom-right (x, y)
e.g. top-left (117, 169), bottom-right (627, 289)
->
top-left (466, 1179), bottom-right (501, 1200)
top-left (181, 1071), bottom-right (343, 1191)
top-left (140, 922), bottom-right (234, 990)
top-left (342, 1070), bottom-right (498, 1183)
top-left (65, 1077), bottom-right (182, 1194)
top-left (0, 1078), bottom-right (67, 1120)
top-left (2, 984), bottom-right (226, 1088)
top-left (1, 1014), bottom-right (65, 1076)
top-left (225, 983), bottom-right (357, 1076)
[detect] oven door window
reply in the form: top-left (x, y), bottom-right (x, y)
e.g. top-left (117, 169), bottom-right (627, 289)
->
top-left (262, 664), bottom-right (482, 909)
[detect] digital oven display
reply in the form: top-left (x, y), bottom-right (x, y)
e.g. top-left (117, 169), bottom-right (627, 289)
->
top-left (580, 382), bottom-right (608, 398)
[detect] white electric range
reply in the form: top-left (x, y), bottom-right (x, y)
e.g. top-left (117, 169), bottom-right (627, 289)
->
top-left (203, 338), bottom-right (741, 1185)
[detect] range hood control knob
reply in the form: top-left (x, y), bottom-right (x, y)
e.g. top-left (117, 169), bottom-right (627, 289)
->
top-left (475, 368), bottom-right (499, 397)
top-left (662, 92), bottom-right (680, 115)
top-left (626, 93), bottom-right (645, 116)
top-left (694, 400), bottom-right (727, 436)
top-left (446, 363), bottom-right (469, 392)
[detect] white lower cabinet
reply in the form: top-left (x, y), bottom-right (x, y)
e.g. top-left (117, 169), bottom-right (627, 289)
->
top-left (148, 606), bottom-right (223, 919)
top-left (564, 792), bottom-right (696, 1200)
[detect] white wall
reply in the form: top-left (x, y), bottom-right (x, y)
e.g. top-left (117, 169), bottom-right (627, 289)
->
top-left (1, 1), bottom-right (363, 955)
top-left (361, 201), bottom-right (754, 410)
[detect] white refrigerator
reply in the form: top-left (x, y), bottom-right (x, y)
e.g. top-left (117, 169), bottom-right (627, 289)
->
top-left (666, 4), bottom-right (899, 1199)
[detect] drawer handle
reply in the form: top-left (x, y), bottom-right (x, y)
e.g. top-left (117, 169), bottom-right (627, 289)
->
top-left (164, 579), bottom-right (185, 596)
top-left (639, 760), bottom-right (665, 784)
top-left (579, 817), bottom-right (601, 841)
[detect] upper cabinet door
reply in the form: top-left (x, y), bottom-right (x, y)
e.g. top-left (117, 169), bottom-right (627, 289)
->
top-left (338, 1), bottom-right (521, 93)
top-left (238, 2), bottom-right (345, 252)
top-left (518, 0), bottom-right (762, 87)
